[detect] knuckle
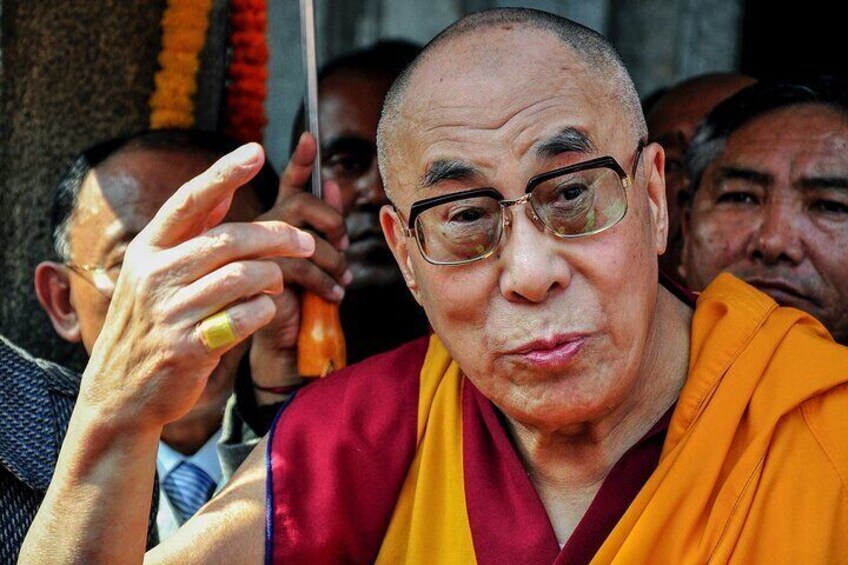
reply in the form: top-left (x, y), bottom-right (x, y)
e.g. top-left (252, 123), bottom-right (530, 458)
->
top-left (207, 228), bottom-right (238, 254)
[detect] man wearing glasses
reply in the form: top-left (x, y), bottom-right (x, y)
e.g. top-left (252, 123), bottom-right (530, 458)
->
top-left (22, 8), bottom-right (848, 564)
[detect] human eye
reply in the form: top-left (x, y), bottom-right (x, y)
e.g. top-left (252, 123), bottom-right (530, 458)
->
top-left (446, 204), bottom-right (489, 224)
top-left (553, 181), bottom-right (592, 203)
top-left (324, 148), bottom-right (373, 178)
top-left (544, 174), bottom-right (597, 215)
top-left (716, 191), bottom-right (759, 205)
top-left (810, 198), bottom-right (848, 215)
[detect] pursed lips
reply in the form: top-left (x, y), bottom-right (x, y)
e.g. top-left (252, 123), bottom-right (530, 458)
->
top-left (504, 333), bottom-right (590, 369)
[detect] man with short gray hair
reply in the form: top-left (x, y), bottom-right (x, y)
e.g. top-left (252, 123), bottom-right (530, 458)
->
top-left (681, 77), bottom-right (848, 346)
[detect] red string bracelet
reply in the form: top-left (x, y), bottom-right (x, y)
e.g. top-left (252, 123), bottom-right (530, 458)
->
top-left (251, 381), bottom-right (307, 395)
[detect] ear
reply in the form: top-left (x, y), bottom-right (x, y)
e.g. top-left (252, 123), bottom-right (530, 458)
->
top-left (34, 262), bottom-right (82, 343)
top-left (379, 204), bottom-right (422, 304)
top-left (642, 142), bottom-right (668, 256)
top-left (678, 204), bottom-right (692, 282)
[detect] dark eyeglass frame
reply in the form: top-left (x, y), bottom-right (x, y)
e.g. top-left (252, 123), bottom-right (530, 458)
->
top-left (396, 142), bottom-right (645, 266)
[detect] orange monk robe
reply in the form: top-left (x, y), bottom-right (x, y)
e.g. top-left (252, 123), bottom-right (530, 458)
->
top-left (595, 273), bottom-right (848, 563)
top-left (268, 273), bottom-right (847, 563)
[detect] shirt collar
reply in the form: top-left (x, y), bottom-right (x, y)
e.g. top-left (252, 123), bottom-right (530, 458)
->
top-left (156, 429), bottom-right (223, 484)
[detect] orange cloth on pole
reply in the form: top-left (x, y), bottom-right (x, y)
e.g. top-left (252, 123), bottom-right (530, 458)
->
top-left (594, 273), bottom-right (848, 563)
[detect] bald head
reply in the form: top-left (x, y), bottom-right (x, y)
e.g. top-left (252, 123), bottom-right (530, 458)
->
top-left (646, 73), bottom-right (756, 147)
top-left (377, 8), bottom-right (646, 199)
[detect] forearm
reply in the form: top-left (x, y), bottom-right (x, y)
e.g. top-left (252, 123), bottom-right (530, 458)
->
top-left (19, 407), bottom-right (161, 565)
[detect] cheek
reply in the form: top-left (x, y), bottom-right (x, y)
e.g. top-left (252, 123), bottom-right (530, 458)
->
top-left (71, 286), bottom-right (110, 350)
top-left (688, 212), bottom-right (751, 279)
top-left (414, 262), bottom-right (496, 364)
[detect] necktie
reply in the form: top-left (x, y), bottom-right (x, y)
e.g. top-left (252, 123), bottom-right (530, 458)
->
top-left (162, 460), bottom-right (217, 524)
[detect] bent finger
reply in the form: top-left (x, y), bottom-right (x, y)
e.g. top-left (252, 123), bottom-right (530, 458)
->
top-left (303, 235), bottom-right (349, 283)
top-left (174, 260), bottom-right (284, 321)
top-left (165, 221), bottom-right (315, 282)
top-left (260, 192), bottom-right (346, 247)
top-left (195, 294), bottom-right (277, 355)
top-left (277, 257), bottom-right (345, 302)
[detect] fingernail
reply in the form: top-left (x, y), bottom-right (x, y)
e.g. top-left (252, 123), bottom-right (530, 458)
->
top-left (231, 143), bottom-right (261, 168)
top-left (331, 285), bottom-right (345, 301)
top-left (296, 230), bottom-right (315, 253)
top-left (340, 235), bottom-right (350, 250)
top-left (342, 270), bottom-right (353, 286)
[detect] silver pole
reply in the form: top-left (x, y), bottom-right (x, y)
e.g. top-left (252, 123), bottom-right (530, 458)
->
top-left (299, 0), bottom-right (322, 199)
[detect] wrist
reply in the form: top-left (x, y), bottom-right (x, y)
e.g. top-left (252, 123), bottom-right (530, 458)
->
top-left (251, 379), bottom-right (307, 395)
top-left (249, 343), bottom-right (301, 387)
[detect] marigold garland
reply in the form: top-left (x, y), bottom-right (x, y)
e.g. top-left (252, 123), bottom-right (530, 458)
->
top-left (223, 0), bottom-right (269, 143)
top-left (149, 0), bottom-right (214, 129)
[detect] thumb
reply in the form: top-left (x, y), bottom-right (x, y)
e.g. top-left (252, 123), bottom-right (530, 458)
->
top-left (323, 180), bottom-right (349, 250)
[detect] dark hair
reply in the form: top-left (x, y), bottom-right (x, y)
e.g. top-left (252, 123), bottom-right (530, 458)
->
top-left (686, 76), bottom-right (848, 191)
top-left (51, 128), bottom-right (279, 260)
top-left (289, 39), bottom-right (422, 151)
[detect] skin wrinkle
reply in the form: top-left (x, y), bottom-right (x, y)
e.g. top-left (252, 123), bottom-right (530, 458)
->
top-left (65, 147), bottom-right (263, 454)
top-left (380, 27), bottom-right (681, 476)
top-left (683, 104), bottom-right (848, 344)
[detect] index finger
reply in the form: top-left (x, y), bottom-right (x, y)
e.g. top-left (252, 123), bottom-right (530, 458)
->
top-left (142, 143), bottom-right (265, 248)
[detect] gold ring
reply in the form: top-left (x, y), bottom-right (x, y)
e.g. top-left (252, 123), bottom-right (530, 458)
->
top-left (198, 311), bottom-right (237, 352)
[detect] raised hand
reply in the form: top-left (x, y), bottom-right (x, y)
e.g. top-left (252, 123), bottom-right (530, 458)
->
top-left (248, 132), bottom-right (350, 392)
top-left (80, 142), bottom-right (315, 432)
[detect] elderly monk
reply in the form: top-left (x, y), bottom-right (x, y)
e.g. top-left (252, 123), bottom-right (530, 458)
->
top-left (20, 9), bottom-right (848, 565)
top-left (681, 77), bottom-right (848, 346)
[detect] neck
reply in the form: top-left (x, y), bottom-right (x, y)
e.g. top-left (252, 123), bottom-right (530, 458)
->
top-left (160, 403), bottom-right (224, 456)
top-left (507, 285), bottom-right (692, 541)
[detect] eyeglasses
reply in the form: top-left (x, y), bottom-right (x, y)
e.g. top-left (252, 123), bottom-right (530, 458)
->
top-left (65, 262), bottom-right (121, 299)
top-left (396, 143), bottom-right (644, 266)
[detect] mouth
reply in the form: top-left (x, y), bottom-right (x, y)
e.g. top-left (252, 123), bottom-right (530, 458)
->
top-left (744, 278), bottom-right (817, 308)
top-left (506, 334), bottom-right (589, 370)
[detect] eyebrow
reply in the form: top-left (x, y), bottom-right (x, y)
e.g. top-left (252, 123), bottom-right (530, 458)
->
top-left (420, 159), bottom-right (480, 190)
top-left (714, 166), bottom-right (772, 187)
top-left (322, 135), bottom-right (375, 156)
top-left (798, 175), bottom-right (848, 191)
top-left (533, 127), bottom-right (596, 159)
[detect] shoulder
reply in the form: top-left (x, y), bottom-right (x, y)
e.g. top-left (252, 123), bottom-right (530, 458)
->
top-left (800, 381), bottom-right (848, 491)
top-left (283, 336), bottom-right (430, 423)
top-left (267, 336), bottom-right (431, 464)
top-left (0, 336), bottom-right (79, 400)
top-left (0, 336), bottom-right (79, 489)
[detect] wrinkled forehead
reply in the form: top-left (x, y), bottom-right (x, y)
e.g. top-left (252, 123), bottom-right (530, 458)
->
top-left (383, 28), bottom-right (626, 204)
top-left (725, 104), bottom-right (848, 164)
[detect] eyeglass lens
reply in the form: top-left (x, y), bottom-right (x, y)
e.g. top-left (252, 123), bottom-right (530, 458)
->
top-left (414, 164), bottom-right (626, 264)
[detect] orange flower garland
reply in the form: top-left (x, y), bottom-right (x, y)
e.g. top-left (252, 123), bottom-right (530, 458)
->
top-left (149, 0), bottom-right (214, 128)
top-left (223, 0), bottom-right (269, 143)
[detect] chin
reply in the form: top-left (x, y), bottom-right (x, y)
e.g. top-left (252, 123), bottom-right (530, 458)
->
top-left (490, 369), bottom-right (624, 431)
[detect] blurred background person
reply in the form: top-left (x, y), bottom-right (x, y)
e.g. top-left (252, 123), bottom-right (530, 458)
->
top-left (645, 73), bottom-right (755, 283)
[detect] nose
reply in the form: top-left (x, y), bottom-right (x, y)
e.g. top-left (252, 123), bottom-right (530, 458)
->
top-left (497, 204), bottom-right (573, 303)
top-left (354, 161), bottom-right (387, 207)
top-left (747, 197), bottom-right (805, 266)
